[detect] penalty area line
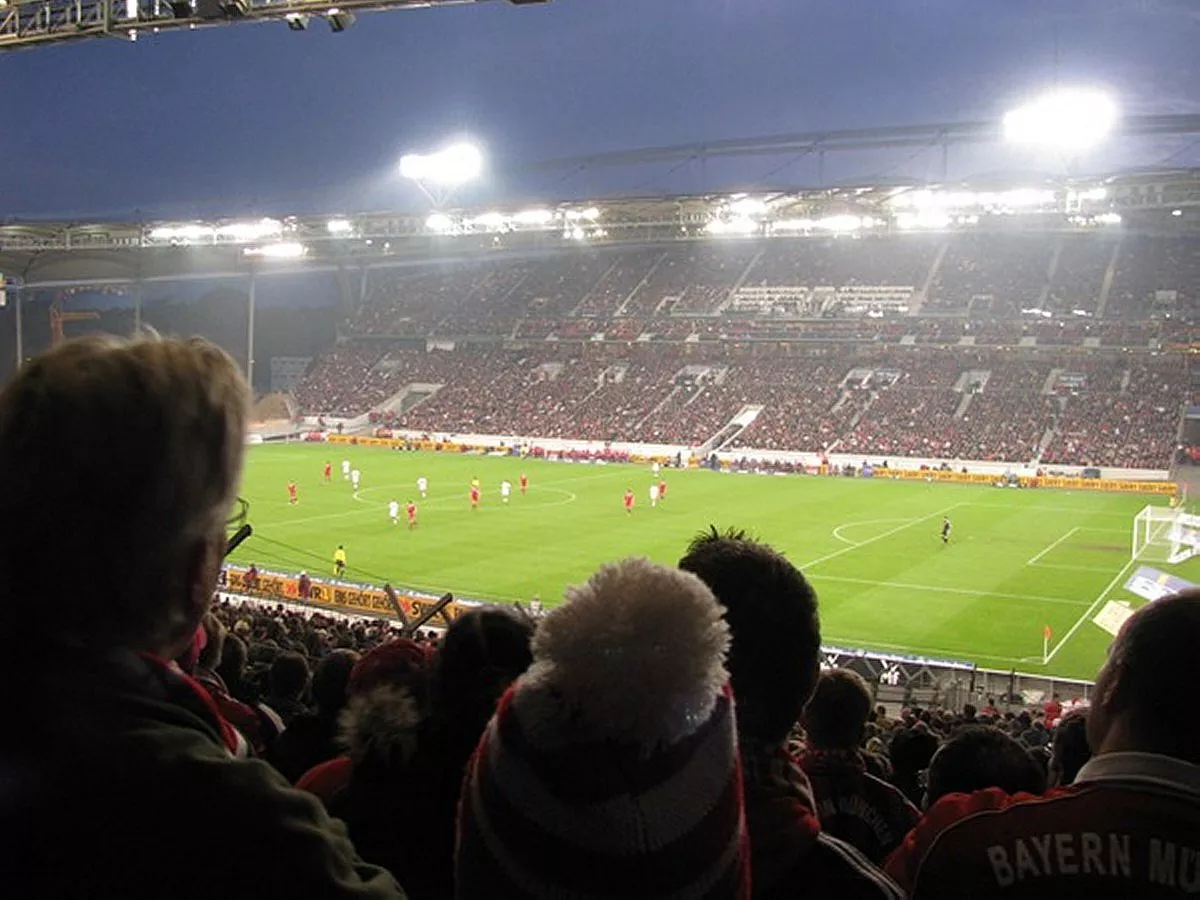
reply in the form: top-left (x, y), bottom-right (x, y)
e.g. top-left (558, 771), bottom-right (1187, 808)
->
top-left (1044, 556), bottom-right (1138, 663)
top-left (1026, 526), bottom-right (1081, 565)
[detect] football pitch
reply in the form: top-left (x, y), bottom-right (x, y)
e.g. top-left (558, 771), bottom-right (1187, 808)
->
top-left (231, 444), bottom-right (1193, 681)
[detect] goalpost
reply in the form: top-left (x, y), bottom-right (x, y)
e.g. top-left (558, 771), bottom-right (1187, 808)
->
top-left (1132, 505), bottom-right (1200, 565)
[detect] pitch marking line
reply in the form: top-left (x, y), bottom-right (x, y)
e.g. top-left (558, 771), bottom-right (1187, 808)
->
top-left (1027, 527), bottom-right (1081, 565)
top-left (1044, 556), bottom-right (1139, 663)
top-left (801, 504), bottom-right (963, 570)
top-left (831, 518), bottom-right (918, 547)
top-left (813, 574), bottom-right (1089, 608)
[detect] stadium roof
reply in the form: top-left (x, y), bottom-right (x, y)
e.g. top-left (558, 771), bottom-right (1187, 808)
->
top-left (525, 116), bottom-right (1200, 176)
top-left (3, 164), bottom-right (1199, 290)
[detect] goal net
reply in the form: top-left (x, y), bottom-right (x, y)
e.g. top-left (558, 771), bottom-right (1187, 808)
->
top-left (1132, 506), bottom-right (1200, 565)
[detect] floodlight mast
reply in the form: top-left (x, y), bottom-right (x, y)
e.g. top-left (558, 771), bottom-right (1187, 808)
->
top-left (399, 142), bottom-right (483, 208)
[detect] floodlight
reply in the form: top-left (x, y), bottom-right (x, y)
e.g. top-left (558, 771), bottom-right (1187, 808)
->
top-left (400, 143), bottom-right (483, 186)
top-left (513, 209), bottom-right (553, 226)
top-left (400, 141), bottom-right (484, 208)
top-left (730, 197), bottom-right (768, 217)
top-left (426, 213), bottom-right (455, 233)
top-left (326, 8), bottom-right (354, 30)
top-left (326, 218), bottom-right (353, 235)
top-left (1003, 88), bottom-right (1117, 151)
top-left (470, 212), bottom-right (505, 230)
top-left (217, 219), bottom-right (282, 242)
top-left (149, 224), bottom-right (214, 242)
top-left (285, 13), bottom-right (309, 30)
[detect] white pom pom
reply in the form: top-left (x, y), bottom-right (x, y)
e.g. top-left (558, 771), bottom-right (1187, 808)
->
top-left (521, 557), bottom-right (731, 750)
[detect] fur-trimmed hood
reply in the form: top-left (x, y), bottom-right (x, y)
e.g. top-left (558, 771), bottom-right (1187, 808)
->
top-left (337, 684), bottom-right (422, 767)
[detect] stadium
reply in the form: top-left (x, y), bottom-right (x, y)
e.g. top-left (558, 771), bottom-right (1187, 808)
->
top-left (5, 3), bottom-right (1200, 895)
top-left (6, 151), bottom-right (1200, 688)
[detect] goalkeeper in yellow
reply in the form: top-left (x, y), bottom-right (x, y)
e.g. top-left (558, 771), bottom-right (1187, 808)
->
top-left (333, 544), bottom-right (347, 578)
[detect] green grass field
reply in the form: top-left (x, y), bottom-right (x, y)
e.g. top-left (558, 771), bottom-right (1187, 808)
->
top-left (231, 443), bottom-right (1196, 681)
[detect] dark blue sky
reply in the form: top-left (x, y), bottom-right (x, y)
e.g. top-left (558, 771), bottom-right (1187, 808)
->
top-left (4, 0), bottom-right (1199, 219)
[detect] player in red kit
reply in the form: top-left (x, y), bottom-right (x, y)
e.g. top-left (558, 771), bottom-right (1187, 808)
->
top-left (520, 472), bottom-right (528, 495)
top-left (470, 485), bottom-right (481, 510)
top-left (323, 461), bottom-right (332, 483)
top-left (658, 478), bottom-right (667, 501)
top-left (287, 481), bottom-right (298, 505)
top-left (406, 500), bottom-right (418, 530)
top-left (624, 488), bottom-right (635, 515)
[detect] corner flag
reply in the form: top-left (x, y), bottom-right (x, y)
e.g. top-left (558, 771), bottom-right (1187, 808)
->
top-left (1043, 624), bottom-right (1052, 641)
top-left (1042, 624), bottom-right (1052, 665)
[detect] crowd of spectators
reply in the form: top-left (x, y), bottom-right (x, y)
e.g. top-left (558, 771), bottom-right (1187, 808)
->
top-left (926, 234), bottom-right (1054, 315)
top-left (296, 341), bottom-right (1189, 467)
top-left (1043, 233), bottom-right (1116, 315)
top-left (333, 234), bottom-right (1199, 346)
top-left (1107, 235), bottom-right (1200, 320)
top-left (6, 332), bottom-right (1200, 898)
top-left (1043, 357), bottom-right (1190, 468)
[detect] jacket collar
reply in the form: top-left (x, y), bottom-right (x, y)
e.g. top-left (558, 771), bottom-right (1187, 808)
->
top-left (1075, 752), bottom-right (1200, 795)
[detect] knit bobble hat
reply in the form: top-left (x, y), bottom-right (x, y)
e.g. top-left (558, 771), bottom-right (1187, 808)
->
top-left (455, 557), bottom-right (749, 899)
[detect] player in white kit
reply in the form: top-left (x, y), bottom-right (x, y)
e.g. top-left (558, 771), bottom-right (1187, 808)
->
top-left (351, 469), bottom-right (361, 496)
top-left (652, 461), bottom-right (660, 477)
top-left (388, 500), bottom-right (400, 525)
top-left (341, 459), bottom-right (351, 480)
top-left (417, 476), bottom-right (428, 499)
top-left (500, 480), bottom-right (512, 504)
top-left (649, 482), bottom-right (660, 508)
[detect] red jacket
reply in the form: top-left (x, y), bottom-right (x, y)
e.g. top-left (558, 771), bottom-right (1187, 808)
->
top-left (886, 752), bottom-right (1200, 898)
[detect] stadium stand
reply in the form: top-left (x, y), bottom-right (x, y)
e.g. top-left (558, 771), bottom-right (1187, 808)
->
top-left (287, 231), bottom-right (1198, 468)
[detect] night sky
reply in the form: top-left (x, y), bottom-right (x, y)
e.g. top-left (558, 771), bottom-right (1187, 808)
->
top-left (3, 0), bottom-right (1199, 219)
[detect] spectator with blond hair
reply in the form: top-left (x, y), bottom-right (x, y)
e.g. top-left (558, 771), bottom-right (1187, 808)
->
top-left (0, 335), bottom-right (402, 898)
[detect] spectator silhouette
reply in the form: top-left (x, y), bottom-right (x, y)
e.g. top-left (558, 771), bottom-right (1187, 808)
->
top-left (798, 669), bottom-right (920, 864)
top-left (327, 611), bottom-right (533, 900)
top-left (1048, 710), bottom-right (1091, 788)
top-left (679, 527), bottom-right (903, 898)
top-left (270, 648), bottom-right (360, 783)
top-left (887, 590), bottom-right (1200, 897)
top-left (457, 558), bottom-right (750, 899)
top-left (0, 334), bottom-right (401, 898)
top-left (923, 725), bottom-right (1046, 808)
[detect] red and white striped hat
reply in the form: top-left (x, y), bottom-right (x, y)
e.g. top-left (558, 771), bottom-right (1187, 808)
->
top-left (455, 557), bottom-right (749, 899)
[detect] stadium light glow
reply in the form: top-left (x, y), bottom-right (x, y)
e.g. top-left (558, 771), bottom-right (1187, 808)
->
top-left (729, 197), bottom-right (769, 217)
top-left (244, 242), bottom-right (307, 260)
top-left (705, 217), bottom-right (758, 236)
top-left (426, 213), bottom-right (456, 233)
top-left (217, 219), bottom-right (282, 242)
top-left (1003, 88), bottom-right (1118, 151)
top-left (326, 218), bottom-right (353, 235)
top-left (399, 143), bottom-right (484, 187)
top-left (512, 209), bottom-right (553, 226)
top-left (148, 224), bottom-right (214, 242)
top-left (470, 212), bottom-right (506, 229)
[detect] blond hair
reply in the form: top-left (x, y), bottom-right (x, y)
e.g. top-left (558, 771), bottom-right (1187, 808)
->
top-left (0, 333), bottom-right (248, 652)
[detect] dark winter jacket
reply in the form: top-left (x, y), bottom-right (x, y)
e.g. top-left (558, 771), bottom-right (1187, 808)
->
top-left (0, 649), bottom-right (404, 899)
